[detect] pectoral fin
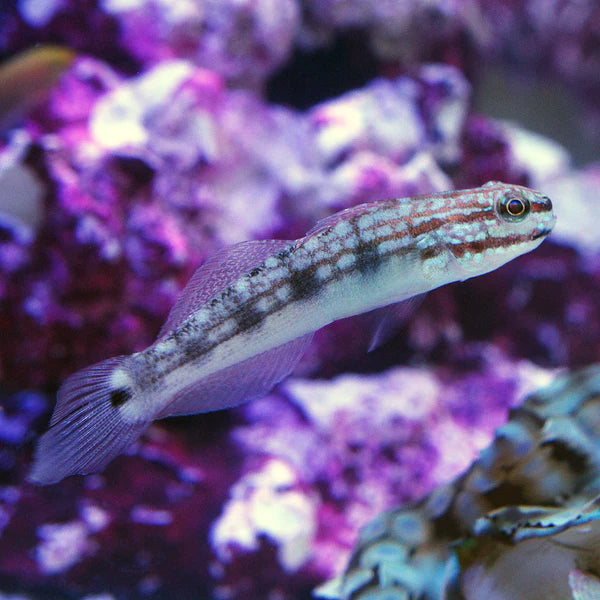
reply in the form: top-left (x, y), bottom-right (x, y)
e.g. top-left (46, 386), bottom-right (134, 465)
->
top-left (367, 295), bottom-right (425, 352)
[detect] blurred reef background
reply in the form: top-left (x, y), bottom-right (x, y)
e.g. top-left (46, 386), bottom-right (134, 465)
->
top-left (0, 1), bottom-right (599, 599)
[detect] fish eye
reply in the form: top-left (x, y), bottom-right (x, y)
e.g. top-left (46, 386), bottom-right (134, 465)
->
top-left (498, 195), bottom-right (530, 222)
top-left (507, 197), bottom-right (526, 216)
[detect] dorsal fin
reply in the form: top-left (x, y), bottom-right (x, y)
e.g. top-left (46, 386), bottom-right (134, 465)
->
top-left (482, 180), bottom-right (502, 188)
top-left (305, 202), bottom-right (373, 236)
top-left (158, 239), bottom-right (292, 338)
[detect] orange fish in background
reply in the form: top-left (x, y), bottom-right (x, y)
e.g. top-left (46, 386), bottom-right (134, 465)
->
top-left (0, 44), bottom-right (76, 131)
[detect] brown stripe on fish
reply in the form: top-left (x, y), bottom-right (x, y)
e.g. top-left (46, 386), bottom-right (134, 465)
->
top-left (151, 193), bottom-right (529, 368)
top-left (165, 220), bottom-right (440, 357)
top-left (530, 198), bottom-right (553, 213)
top-left (408, 209), bottom-right (492, 238)
top-left (355, 237), bottom-right (385, 274)
top-left (420, 245), bottom-right (445, 261)
top-left (449, 233), bottom-right (532, 259)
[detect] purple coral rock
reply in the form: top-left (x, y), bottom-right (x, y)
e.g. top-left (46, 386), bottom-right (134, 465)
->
top-left (35, 520), bottom-right (97, 575)
top-left (210, 459), bottom-right (317, 573)
top-left (90, 61), bottom-right (216, 169)
top-left (302, 65), bottom-right (468, 219)
top-left (227, 351), bottom-right (554, 583)
top-left (545, 163), bottom-right (600, 258)
top-left (102, 0), bottom-right (301, 87)
top-left (0, 1), bottom-right (598, 598)
top-left (0, 391), bottom-right (47, 446)
top-left (124, 202), bottom-right (190, 277)
top-left (308, 78), bottom-right (425, 165)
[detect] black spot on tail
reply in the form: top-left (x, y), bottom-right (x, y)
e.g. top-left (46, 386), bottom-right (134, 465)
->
top-left (110, 388), bottom-right (132, 408)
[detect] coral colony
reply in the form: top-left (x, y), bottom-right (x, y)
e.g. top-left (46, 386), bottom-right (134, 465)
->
top-left (0, 1), bottom-right (600, 599)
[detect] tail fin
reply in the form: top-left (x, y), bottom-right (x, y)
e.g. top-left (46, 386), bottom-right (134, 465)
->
top-left (29, 356), bottom-right (149, 485)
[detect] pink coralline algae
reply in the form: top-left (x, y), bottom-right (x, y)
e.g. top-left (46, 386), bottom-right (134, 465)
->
top-left (210, 459), bottom-right (318, 574)
top-left (302, 1), bottom-right (600, 108)
top-left (0, 1), bottom-right (599, 599)
top-left (102, 0), bottom-right (301, 88)
top-left (223, 350), bottom-right (554, 580)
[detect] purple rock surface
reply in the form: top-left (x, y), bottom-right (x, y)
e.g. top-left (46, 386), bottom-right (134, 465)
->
top-left (102, 0), bottom-right (301, 89)
top-left (0, 1), bottom-right (599, 599)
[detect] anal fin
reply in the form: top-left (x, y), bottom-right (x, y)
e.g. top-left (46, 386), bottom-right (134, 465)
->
top-left (367, 294), bottom-right (425, 352)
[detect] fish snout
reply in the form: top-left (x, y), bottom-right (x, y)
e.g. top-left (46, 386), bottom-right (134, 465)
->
top-left (530, 193), bottom-right (556, 241)
top-left (531, 226), bottom-right (554, 241)
top-left (531, 194), bottom-right (553, 214)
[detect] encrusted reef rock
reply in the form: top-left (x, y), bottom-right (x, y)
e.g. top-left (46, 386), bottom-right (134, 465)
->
top-left (315, 365), bottom-right (600, 600)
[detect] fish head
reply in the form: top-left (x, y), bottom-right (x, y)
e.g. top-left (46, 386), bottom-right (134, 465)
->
top-left (444, 181), bottom-right (556, 277)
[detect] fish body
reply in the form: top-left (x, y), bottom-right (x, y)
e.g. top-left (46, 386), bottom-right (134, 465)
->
top-left (30, 182), bottom-right (555, 484)
top-left (0, 45), bottom-right (75, 132)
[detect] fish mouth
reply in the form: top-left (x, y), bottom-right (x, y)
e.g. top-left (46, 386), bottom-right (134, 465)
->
top-left (531, 227), bottom-right (553, 241)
